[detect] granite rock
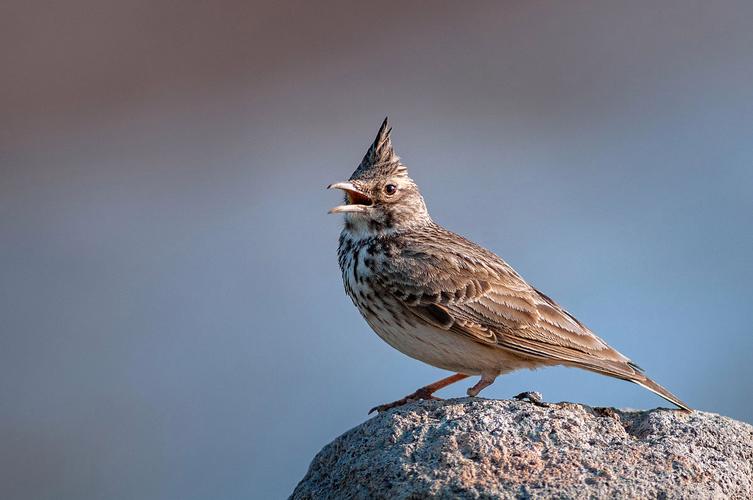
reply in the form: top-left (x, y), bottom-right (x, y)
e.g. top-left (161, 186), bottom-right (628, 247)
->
top-left (291, 398), bottom-right (753, 499)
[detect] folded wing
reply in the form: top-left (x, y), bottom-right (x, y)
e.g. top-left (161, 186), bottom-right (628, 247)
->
top-left (373, 227), bottom-right (687, 409)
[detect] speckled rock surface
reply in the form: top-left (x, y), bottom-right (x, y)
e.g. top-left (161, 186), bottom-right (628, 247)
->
top-left (291, 398), bottom-right (753, 499)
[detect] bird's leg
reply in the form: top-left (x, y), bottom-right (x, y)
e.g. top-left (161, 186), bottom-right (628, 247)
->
top-left (368, 373), bottom-right (469, 414)
top-left (466, 373), bottom-right (497, 397)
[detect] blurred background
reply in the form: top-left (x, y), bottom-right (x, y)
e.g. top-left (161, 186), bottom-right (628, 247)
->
top-left (2, 1), bottom-right (752, 498)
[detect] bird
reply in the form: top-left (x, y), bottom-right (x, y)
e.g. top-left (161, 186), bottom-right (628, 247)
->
top-left (327, 117), bottom-right (690, 414)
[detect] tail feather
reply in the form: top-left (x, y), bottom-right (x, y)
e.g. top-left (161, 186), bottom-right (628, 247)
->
top-left (632, 375), bottom-right (691, 411)
top-left (503, 342), bottom-right (692, 411)
top-left (564, 358), bottom-right (691, 411)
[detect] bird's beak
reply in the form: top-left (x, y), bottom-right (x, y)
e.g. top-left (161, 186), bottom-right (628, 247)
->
top-left (327, 181), bottom-right (373, 214)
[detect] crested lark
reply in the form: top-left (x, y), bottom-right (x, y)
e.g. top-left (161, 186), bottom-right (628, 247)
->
top-left (328, 118), bottom-right (690, 413)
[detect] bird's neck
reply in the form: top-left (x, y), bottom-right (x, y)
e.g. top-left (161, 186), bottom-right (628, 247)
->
top-left (341, 217), bottom-right (386, 241)
top-left (342, 213), bottom-right (432, 241)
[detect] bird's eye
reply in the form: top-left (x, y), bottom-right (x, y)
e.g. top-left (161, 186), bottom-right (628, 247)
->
top-left (384, 184), bottom-right (397, 195)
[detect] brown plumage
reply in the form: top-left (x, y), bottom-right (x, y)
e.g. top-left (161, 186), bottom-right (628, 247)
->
top-left (328, 118), bottom-right (690, 413)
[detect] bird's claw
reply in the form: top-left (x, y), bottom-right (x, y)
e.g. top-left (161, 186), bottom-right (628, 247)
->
top-left (368, 389), bottom-right (443, 414)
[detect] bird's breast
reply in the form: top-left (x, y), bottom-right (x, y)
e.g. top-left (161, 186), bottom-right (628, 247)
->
top-left (338, 235), bottom-right (376, 306)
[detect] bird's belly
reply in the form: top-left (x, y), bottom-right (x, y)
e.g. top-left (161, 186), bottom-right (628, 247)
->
top-left (360, 297), bottom-right (519, 376)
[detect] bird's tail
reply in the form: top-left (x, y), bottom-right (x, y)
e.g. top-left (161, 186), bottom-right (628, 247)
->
top-left (568, 358), bottom-right (691, 411)
top-left (632, 375), bottom-right (691, 412)
top-left (511, 343), bottom-right (692, 411)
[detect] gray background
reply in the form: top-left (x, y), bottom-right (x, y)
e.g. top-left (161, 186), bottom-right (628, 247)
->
top-left (2, 1), bottom-right (752, 498)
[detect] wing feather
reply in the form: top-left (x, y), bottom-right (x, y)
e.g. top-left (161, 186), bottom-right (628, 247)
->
top-left (373, 227), bottom-right (636, 378)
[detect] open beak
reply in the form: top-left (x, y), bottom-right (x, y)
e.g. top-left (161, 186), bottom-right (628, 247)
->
top-left (327, 181), bottom-right (373, 214)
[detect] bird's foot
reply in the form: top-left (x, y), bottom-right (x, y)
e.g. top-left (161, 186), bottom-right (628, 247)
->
top-left (513, 391), bottom-right (549, 407)
top-left (368, 387), bottom-right (442, 414)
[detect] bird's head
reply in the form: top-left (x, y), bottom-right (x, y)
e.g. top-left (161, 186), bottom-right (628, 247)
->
top-left (328, 118), bottom-right (430, 234)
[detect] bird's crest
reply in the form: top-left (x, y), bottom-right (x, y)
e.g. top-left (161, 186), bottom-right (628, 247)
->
top-left (350, 117), bottom-right (408, 181)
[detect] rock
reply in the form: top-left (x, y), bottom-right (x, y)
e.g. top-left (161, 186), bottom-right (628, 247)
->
top-left (291, 398), bottom-right (753, 499)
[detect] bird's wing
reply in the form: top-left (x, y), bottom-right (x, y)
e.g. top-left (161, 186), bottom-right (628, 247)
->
top-left (374, 229), bottom-right (640, 380)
